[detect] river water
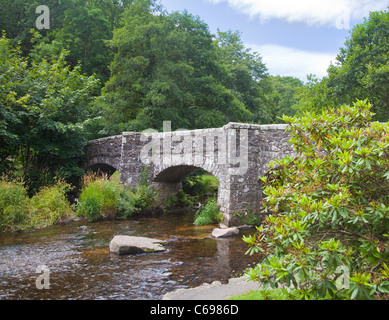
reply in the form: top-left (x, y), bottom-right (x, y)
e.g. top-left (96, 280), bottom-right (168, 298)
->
top-left (0, 210), bottom-right (259, 300)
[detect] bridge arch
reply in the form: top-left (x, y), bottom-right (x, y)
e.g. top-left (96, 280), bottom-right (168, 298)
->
top-left (85, 163), bottom-right (118, 177)
top-left (149, 165), bottom-right (222, 212)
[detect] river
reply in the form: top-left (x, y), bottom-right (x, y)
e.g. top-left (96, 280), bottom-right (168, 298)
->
top-left (0, 210), bottom-right (259, 300)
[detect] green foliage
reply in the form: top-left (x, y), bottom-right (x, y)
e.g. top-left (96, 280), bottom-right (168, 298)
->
top-left (265, 76), bottom-right (303, 122)
top-left (116, 187), bottom-right (138, 220)
top-left (165, 171), bottom-right (219, 210)
top-left (0, 0), bottom-right (133, 83)
top-left (41, 1), bottom-right (113, 83)
top-left (294, 74), bottom-right (336, 115)
top-left (214, 30), bottom-right (270, 124)
top-left (296, 10), bottom-right (389, 122)
top-left (97, 0), bottom-right (271, 133)
top-left (234, 210), bottom-right (262, 227)
top-left (117, 184), bottom-right (156, 219)
top-left (182, 170), bottom-right (219, 197)
top-left (131, 184), bottom-right (157, 212)
top-left (0, 176), bottom-right (74, 232)
top-left (0, 177), bottom-right (30, 231)
top-left (28, 179), bottom-right (75, 229)
top-left (76, 172), bottom-right (157, 221)
top-left (228, 288), bottom-right (299, 300)
top-left (76, 178), bottom-right (120, 221)
top-left (194, 198), bottom-right (223, 226)
top-left (327, 10), bottom-right (389, 122)
top-left (245, 101), bottom-right (389, 300)
top-left (164, 190), bottom-right (194, 209)
top-left (0, 34), bottom-right (99, 193)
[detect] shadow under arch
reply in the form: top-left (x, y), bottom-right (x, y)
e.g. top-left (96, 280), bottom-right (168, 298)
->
top-left (153, 165), bottom-right (208, 183)
top-left (86, 163), bottom-right (117, 179)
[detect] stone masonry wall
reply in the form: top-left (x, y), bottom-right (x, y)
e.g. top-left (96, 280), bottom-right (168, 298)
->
top-left (85, 123), bottom-right (294, 226)
top-left (85, 135), bottom-right (123, 171)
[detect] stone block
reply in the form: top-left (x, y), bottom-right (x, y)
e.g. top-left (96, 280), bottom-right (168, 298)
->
top-left (212, 227), bottom-right (239, 238)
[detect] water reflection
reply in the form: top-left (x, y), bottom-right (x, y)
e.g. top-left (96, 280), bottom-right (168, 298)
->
top-left (0, 211), bottom-right (259, 300)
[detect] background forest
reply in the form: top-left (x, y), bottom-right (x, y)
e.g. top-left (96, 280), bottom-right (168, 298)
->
top-left (0, 0), bottom-right (388, 194)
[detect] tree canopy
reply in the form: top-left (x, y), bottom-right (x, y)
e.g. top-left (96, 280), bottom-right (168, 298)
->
top-left (96, 0), bottom-right (271, 133)
top-left (0, 35), bottom-right (98, 192)
top-left (296, 10), bottom-right (389, 122)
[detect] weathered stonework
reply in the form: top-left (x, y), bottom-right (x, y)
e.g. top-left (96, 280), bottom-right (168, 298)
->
top-left (85, 123), bottom-right (294, 226)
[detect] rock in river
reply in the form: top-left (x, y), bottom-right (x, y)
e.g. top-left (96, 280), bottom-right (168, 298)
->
top-left (109, 235), bottom-right (166, 255)
top-left (211, 227), bottom-right (239, 238)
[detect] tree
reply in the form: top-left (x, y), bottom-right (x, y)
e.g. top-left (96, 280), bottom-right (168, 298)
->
top-left (323, 10), bottom-right (389, 121)
top-left (293, 74), bottom-right (337, 115)
top-left (265, 75), bottom-right (303, 122)
top-left (293, 10), bottom-right (389, 121)
top-left (29, 0), bottom-right (119, 84)
top-left (98, 0), bottom-right (252, 133)
top-left (0, 0), bottom-right (72, 56)
top-left (0, 0), bottom-right (132, 84)
top-left (0, 35), bottom-right (99, 193)
top-left (244, 100), bottom-right (389, 299)
top-left (54, 1), bottom-right (113, 83)
top-left (97, 0), bottom-right (134, 32)
top-left (214, 30), bottom-right (270, 124)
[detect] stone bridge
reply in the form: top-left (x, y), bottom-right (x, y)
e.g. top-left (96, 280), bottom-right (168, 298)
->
top-left (85, 122), bottom-right (293, 226)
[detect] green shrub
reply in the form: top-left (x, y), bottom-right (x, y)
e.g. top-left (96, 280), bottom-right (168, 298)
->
top-left (29, 179), bottom-right (74, 229)
top-left (0, 177), bottom-right (75, 232)
top-left (117, 185), bottom-right (157, 219)
top-left (132, 185), bottom-right (156, 211)
top-left (76, 171), bottom-right (157, 221)
top-left (0, 178), bottom-right (29, 231)
top-left (117, 187), bottom-right (137, 220)
top-left (76, 178), bottom-right (120, 221)
top-left (244, 100), bottom-right (389, 300)
top-left (194, 198), bottom-right (223, 226)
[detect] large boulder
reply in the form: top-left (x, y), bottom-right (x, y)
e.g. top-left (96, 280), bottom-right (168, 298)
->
top-left (211, 227), bottom-right (239, 238)
top-left (109, 235), bottom-right (166, 255)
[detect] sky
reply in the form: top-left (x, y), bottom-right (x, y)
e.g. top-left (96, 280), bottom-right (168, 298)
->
top-left (160, 0), bottom-right (389, 82)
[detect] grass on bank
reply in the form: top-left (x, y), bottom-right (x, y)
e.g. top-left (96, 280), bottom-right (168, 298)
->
top-left (75, 171), bottom-right (157, 222)
top-left (181, 170), bottom-right (222, 226)
top-left (0, 171), bottom-right (158, 231)
top-left (194, 197), bottom-right (223, 226)
top-left (0, 170), bottom-right (222, 232)
top-left (0, 176), bottom-right (75, 232)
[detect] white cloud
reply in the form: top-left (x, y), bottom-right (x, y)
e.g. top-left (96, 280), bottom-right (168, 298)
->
top-left (206, 0), bottom-right (388, 27)
top-left (249, 43), bottom-right (337, 81)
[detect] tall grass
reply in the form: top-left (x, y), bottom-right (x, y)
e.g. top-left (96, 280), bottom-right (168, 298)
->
top-left (0, 176), bottom-right (74, 232)
top-left (29, 180), bottom-right (75, 228)
top-left (76, 178), bottom-right (120, 221)
top-left (0, 178), bottom-right (30, 231)
top-left (194, 198), bottom-right (223, 226)
top-left (0, 170), bottom-right (158, 231)
top-left (75, 171), bottom-right (157, 221)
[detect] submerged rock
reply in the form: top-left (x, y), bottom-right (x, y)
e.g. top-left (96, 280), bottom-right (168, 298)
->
top-left (109, 235), bottom-right (166, 255)
top-left (211, 227), bottom-right (239, 238)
